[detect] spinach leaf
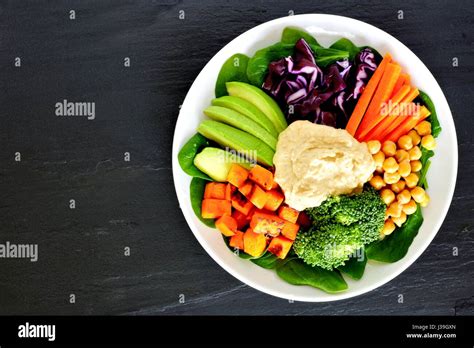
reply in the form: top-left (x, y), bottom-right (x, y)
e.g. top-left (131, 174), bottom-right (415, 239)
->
top-left (419, 147), bottom-right (434, 189)
top-left (281, 26), bottom-right (319, 46)
top-left (215, 53), bottom-right (250, 98)
top-left (190, 177), bottom-right (215, 228)
top-left (419, 90), bottom-right (442, 138)
top-left (251, 251), bottom-right (281, 269)
top-left (330, 38), bottom-right (360, 61)
top-left (310, 45), bottom-right (350, 67)
top-left (178, 133), bottom-right (212, 181)
top-left (246, 42), bottom-right (294, 86)
top-left (366, 205), bottom-right (424, 263)
top-left (337, 248), bottom-right (367, 280)
top-left (276, 258), bottom-right (348, 293)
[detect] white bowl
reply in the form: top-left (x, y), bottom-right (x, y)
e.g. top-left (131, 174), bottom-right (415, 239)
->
top-left (171, 14), bottom-right (458, 302)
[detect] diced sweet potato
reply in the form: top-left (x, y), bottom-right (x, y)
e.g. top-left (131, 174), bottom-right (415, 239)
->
top-left (225, 183), bottom-right (236, 201)
top-left (270, 179), bottom-right (280, 190)
top-left (243, 228), bottom-right (267, 257)
top-left (281, 221), bottom-right (299, 240)
top-left (232, 210), bottom-right (250, 230)
top-left (204, 182), bottom-right (227, 200)
top-left (278, 205), bottom-right (300, 223)
top-left (263, 190), bottom-right (284, 211)
top-left (231, 192), bottom-right (254, 215)
top-left (268, 235), bottom-right (293, 259)
top-left (227, 164), bottom-right (249, 188)
top-left (250, 212), bottom-right (285, 237)
top-left (249, 185), bottom-right (268, 209)
top-left (248, 165), bottom-right (273, 190)
top-left (229, 231), bottom-right (244, 250)
top-left (202, 199), bottom-right (231, 219)
top-left (215, 215), bottom-right (237, 237)
top-left (238, 180), bottom-right (253, 198)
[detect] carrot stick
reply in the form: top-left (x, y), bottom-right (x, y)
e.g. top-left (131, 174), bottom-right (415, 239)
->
top-left (360, 87), bottom-right (419, 142)
top-left (384, 106), bottom-right (431, 142)
top-left (355, 63), bottom-right (402, 138)
top-left (345, 53), bottom-right (392, 136)
top-left (391, 73), bottom-right (410, 98)
top-left (357, 84), bottom-right (410, 140)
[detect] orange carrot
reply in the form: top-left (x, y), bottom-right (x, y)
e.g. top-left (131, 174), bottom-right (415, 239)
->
top-left (391, 73), bottom-right (410, 98)
top-left (345, 53), bottom-right (392, 136)
top-left (361, 87), bottom-right (419, 142)
top-left (384, 106), bottom-right (431, 142)
top-left (355, 63), bottom-right (402, 138)
top-left (357, 84), bottom-right (410, 140)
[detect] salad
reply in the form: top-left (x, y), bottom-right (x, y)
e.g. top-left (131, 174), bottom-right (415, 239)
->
top-left (178, 27), bottom-right (441, 294)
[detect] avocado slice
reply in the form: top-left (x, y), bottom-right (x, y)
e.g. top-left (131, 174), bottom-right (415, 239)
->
top-left (226, 81), bottom-right (288, 133)
top-left (194, 147), bottom-right (252, 182)
top-left (203, 106), bottom-right (277, 151)
top-left (197, 120), bottom-right (275, 167)
top-left (211, 96), bottom-right (278, 137)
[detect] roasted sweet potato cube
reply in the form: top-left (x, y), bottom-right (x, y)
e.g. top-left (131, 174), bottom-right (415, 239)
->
top-left (263, 190), bottom-right (285, 211)
top-left (227, 164), bottom-right (249, 188)
top-left (238, 180), bottom-right (253, 198)
top-left (215, 215), bottom-right (237, 237)
top-left (231, 192), bottom-right (254, 215)
top-left (204, 182), bottom-right (227, 200)
top-left (229, 231), bottom-right (244, 250)
top-left (225, 183), bottom-right (236, 201)
top-left (202, 199), bottom-right (231, 219)
top-left (232, 210), bottom-right (250, 230)
top-left (281, 221), bottom-right (299, 240)
top-left (248, 164), bottom-right (273, 190)
top-left (268, 235), bottom-right (293, 259)
top-left (249, 185), bottom-right (268, 209)
top-left (278, 205), bottom-right (300, 223)
top-left (243, 228), bottom-right (267, 257)
top-left (250, 212), bottom-right (285, 237)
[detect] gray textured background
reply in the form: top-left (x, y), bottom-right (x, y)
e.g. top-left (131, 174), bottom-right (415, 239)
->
top-left (0, 0), bottom-right (473, 315)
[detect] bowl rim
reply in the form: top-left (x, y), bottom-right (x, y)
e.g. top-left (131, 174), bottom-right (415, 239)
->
top-left (171, 13), bottom-right (458, 302)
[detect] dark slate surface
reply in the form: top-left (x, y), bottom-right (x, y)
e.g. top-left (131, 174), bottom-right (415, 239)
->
top-left (0, 0), bottom-right (473, 315)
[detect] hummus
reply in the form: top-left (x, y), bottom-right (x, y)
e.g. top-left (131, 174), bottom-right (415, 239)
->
top-left (273, 120), bottom-right (375, 211)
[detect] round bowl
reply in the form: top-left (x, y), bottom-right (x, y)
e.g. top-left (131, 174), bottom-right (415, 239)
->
top-left (172, 14), bottom-right (458, 302)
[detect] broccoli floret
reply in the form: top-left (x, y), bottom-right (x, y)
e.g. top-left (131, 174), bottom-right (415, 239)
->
top-left (294, 187), bottom-right (386, 270)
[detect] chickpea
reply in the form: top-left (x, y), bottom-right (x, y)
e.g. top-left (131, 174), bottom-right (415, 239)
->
top-left (421, 135), bottom-right (436, 150)
top-left (397, 135), bottom-right (413, 150)
top-left (391, 180), bottom-right (406, 193)
top-left (384, 171), bottom-right (401, 185)
top-left (367, 140), bottom-right (381, 155)
top-left (392, 212), bottom-right (407, 227)
top-left (398, 161), bottom-right (411, 177)
top-left (387, 201), bottom-right (403, 218)
top-left (397, 189), bottom-right (412, 205)
top-left (408, 129), bottom-right (421, 146)
top-left (411, 186), bottom-right (426, 203)
top-left (408, 146), bottom-right (422, 160)
top-left (382, 219), bottom-right (396, 235)
top-left (370, 175), bottom-right (385, 190)
top-left (380, 188), bottom-right (396, 205)
top-left (383, 157), bottom-right (399, 174)
top-left (405, 173), bottom-right (419, 188)
top-left (382, 141), bottom-right (397, 157)
top-left (395, 149), bottom-right (410, 163)
top-left (410, 160), bottom-right (422, 172)
top-left (415, 121), bottom-right (431, 136)
top-left (403, 199), bottom-right (418, 215)
top-left (420, 193), bottom-right (430, 207)
top-left (373, 151), bottom-right (385, 170)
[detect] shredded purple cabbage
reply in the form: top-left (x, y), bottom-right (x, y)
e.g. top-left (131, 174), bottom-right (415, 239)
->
top-left (262, 39), bottom-right (379, 128)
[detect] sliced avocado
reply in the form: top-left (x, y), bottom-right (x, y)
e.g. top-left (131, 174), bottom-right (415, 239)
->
top-left (198, 120), bottom-right (275, 167)
top-left (203, 106), bottom-right (277, 151)
top-left (226, 81), bottom-right (287, 133)
top-left (194, 147), bottom-right (252, 182)
top-left (211, 96), bottom-right (278, 137)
